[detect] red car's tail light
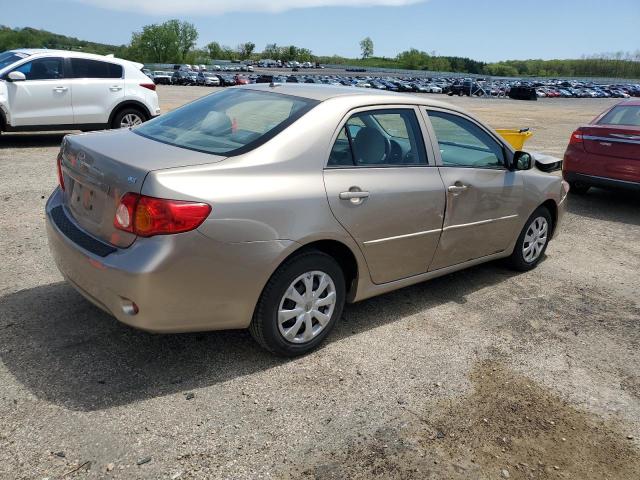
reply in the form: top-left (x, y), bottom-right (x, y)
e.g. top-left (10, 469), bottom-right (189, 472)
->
top-left (114, 193), bottom-right (211, 237)
top-left (57, 151), bottom-right (65, 191)
top-left (569, 130), bottom-right (583, 145)
top-left (140, 83), bottom-right (156, 91)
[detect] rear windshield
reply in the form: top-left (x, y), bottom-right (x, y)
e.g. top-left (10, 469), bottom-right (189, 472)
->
top-left (598, 105), bottom-right (640, 127)
top-left (0, 51), bottom-right (29, 70)
top-left (134, 89), bottom-right (317, 155)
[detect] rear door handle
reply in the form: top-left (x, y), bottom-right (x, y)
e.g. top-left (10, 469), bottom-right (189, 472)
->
top-left (339, 189), bottom-right (370, 205)
top-left (53, 86), bottom-right (68, 92)
top-left (448, 184), bottom-right (469, 193)
top-left (109, 86), bottom-right (123, 91)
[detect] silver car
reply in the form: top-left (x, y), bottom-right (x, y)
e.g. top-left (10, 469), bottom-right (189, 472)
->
top-left (46, 84), bottom-right (568, 356)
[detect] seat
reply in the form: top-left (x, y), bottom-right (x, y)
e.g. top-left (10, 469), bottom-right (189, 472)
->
top-left (352, 127), bottom-right (387, 165)
top-left (28, 62), bottom-right (49, 80)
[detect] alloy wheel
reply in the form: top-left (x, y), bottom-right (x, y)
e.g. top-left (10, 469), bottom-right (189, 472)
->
top-left (277, 270), bottom-right (337, 344)
top-left (120, 113), bottom-right (143, 128)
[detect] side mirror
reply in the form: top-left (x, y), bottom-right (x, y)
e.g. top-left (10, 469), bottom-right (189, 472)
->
top-left (7, 71), bottom-right (26, 82)
top-left (512, 151), bottom-right (533, 171)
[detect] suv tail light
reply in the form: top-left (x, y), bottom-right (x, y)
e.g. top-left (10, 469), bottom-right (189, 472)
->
top-left (56, 151), bottom-right (65, 191)
top-left (569, 129), bottom-right (583, 145)
top-left (114, 193), bottom-right (211, 237)
top-left (140, 83), bottom-right (156, 91)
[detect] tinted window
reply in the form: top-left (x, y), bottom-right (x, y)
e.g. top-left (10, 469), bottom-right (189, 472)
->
top-left (428, 110), bottom-right (505, 169)
top-left (70, 59), bottom-right (123, 79)
top-left (13, 57), bottom-right (63, 80)
top-left (598, 105), bottom-right (640, 127)
top-left (135, 89), bottom-right (317, 155)
top-left (328, 109), bottom-right (427, 167)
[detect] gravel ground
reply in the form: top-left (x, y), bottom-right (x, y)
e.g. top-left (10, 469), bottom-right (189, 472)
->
top-left (0, 86), bottom-right (638, 479)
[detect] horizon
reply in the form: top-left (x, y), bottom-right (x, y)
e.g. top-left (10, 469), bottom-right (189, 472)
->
top-left (2, 0), bottom-right (639, 63)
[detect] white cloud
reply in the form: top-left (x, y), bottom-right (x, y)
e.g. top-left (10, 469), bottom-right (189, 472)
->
top-left (74, 0), bottom-right (427, 15)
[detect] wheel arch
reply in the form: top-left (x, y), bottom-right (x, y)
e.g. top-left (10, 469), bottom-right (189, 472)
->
top-left (540, 199), bottom-right (558, 238)
top-left (108, 100), bottom-right (152, 127)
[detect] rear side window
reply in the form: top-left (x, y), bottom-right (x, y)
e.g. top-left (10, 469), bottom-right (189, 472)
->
top-left (598, 105), bottom-right (640, 127)
top-left (70, 59), bottom-right (123, 79)
top-left (328, 109), bottom-right (427, 167)
top-left (134, 89), bottom-right (317, 155)
top-left (427, 110), bottom-right (505, 169)
top-left (13, 57), bottom-right (63, 80)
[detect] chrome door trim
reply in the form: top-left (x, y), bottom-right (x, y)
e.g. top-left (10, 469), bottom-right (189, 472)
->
top-left (583, 135), bottom-right (640, 145)
top-left (363, 228), bottom-right (441, 245)
top-left (443, 214), bottom-right (519, 232)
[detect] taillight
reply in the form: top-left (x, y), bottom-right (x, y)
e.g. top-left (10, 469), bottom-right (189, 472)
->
top-left (114, 193), bottom-right (211, 237)
top-left (140, 83), bottom-right (156, 91)
top-left (569, 130), bottom-right (583, 145)
top-left (57, 151), bottom-right (65, 191)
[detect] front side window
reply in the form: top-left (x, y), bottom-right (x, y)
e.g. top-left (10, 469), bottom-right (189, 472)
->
top-left (328, 109), bottom-right (427, 167)
top-left (598, 105), bottom-right (640, 127)
top-left (427, 110), bottom-right (505, 169)
top-left (134, 89), bottom-right (317, 155)
top-left (13, 57), bottom-right (63, 80)
top-left (70, 59), bottom-right (123, 79)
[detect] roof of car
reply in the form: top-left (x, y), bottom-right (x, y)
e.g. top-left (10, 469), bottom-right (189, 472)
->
top-left (9, 49), bottom-right (139, 66)
top-left (241, 83), bottom-right (466, 111)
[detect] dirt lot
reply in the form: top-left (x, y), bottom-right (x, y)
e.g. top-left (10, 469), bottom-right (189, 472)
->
top-left (0, 86), bottom-right (638, 479)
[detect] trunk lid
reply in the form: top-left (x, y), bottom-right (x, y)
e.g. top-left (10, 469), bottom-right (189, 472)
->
top-left (60, 129), bottom-right (225, 248)
top-left (582, 125), bottom-right (640, 161)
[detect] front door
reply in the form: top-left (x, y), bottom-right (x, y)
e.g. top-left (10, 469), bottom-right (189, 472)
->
top-left (5, 57), bottom-right (72, 126)
top-left (424, 109), bottom-right (524, 270)
top-left (323, 107), bottom-right (445, 284)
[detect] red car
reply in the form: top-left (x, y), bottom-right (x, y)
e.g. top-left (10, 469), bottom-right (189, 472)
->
top-left (234, 75), bottom-right (250, 85)
top-left (563, 100), bottom-right (640, 194)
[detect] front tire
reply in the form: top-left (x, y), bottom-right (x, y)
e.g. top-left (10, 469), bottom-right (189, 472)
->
top-left (250, 250), bottom-right (346, 357)
top-left (507, 206), bottom-right (553, 271)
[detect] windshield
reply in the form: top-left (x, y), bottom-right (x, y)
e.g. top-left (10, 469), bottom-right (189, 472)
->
top-left (598, 105), bottom-right (640, 127)
top-left (0, 51), bottom-right (29, 70)
top-left (134, 89), bottom-right (318, 155)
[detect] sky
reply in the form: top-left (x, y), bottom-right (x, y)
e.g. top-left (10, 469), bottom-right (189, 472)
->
top-left (2, 0), bottom-right (639, 62)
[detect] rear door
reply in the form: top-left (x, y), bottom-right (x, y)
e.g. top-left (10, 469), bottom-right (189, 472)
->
top-left (323, 106), bottom-right (446, 284)
top-left (68, 58), bottom-right (124, 125)
top-left (5, 56), bottom-right (72, 126)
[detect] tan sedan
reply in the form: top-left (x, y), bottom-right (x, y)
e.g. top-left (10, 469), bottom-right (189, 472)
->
top-left (46, 84), bottom-right (568, 355)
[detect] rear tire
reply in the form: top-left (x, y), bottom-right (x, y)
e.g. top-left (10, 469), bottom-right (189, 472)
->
top-left (110, 107), bottom-right (147, 129)
top-left (507, 206), bottom-right (553, 271)
top-left (249, 250), bottom-right (345, 357)
top-left (568, 181), bottom-right (590, 195)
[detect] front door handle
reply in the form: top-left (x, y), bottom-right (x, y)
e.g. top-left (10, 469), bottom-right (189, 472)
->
top-left (53, 86), bottom-right (68, 92)
top-left (339, 189), bottom-right (370, 205)
top-left (448, 184), bottom-right (469, 194)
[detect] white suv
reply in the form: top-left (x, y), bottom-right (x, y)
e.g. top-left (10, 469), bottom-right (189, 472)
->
top-left (0, 49), bottom-right (160, 132)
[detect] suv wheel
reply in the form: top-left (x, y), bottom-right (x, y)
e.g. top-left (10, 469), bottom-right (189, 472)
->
top-left (508, 206), bottom-right (553, 271)
top-left (250, 250), bottom-right (345, 356)
top-left (111, 108), bottom-right (147, 129)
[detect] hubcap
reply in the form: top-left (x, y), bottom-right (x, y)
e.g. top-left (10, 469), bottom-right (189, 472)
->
top-left (277, 271), bottom-right (337, 344)
top-left (522, 216), bottom-right (548, 263)
top-left (120, 113), bottom-right (143, 128)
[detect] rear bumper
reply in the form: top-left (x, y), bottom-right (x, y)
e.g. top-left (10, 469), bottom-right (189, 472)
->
top-left (45, 188), bottom-right (294, 333)
top-left (563, 171), bottom-right (640, 192)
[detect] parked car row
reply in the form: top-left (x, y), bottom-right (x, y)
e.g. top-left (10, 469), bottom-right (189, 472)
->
top-left (148, 67), bottom-right (640, 100)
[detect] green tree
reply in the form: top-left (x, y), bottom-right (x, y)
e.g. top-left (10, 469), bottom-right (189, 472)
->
top-left (206, 41), bottom-right (224, 60)
top-left (360, 37), bottom-right (374, 59)
top-left (129, 19), bottom-right (197, 63)
top-left (237, 42), bottom-right (256, 59)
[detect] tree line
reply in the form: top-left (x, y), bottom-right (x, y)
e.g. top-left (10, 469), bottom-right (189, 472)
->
top-left (2, 24), bottom-right (639, 79)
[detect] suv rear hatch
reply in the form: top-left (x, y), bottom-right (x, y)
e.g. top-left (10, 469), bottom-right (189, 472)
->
top-left (59, 129), bottom-right (225, 248)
